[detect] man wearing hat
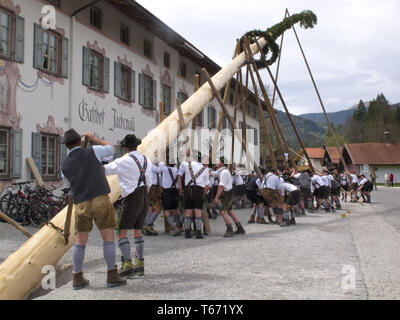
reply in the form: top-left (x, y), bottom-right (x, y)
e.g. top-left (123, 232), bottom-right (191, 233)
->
top-left (61, 129), bottom-right (127, 290)
top-left (104, 134), bottom-right (152, 279)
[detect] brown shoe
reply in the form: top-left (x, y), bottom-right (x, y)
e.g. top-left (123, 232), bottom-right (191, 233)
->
top-left (248, 214), bottom-right (255, 224)
top-left (256, 217), bottom-right (269, 225)
top-left (72, 272), bottom-right (89, 290)
top-left (107, 267), bottom-right (127, 288)
top-left (170, 226), bottom-right (182, 237)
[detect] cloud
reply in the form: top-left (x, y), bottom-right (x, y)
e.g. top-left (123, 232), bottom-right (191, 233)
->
top-left (136, 0), bottom-right (400, 114)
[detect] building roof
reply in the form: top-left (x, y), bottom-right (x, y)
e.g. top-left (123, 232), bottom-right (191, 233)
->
top-left (305, 148), bottom-right (325, 159)
top-left (344, 143), bottom-right (400, 165)
top-left (326, 147), bottom-right (343, 164)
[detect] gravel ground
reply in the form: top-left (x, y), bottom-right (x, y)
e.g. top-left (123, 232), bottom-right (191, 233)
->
top-left (1, 187), bottom-right (399, 300)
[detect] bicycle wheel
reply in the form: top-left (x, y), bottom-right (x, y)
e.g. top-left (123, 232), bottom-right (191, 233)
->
top-left (6, 202), bottom-right (24, 223)
top-left (29, 200), bottom-right (51, 228)
top-left (0, 193), bottom-right (13, 213)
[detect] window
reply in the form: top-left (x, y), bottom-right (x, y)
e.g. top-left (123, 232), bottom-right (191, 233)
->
top-left (208, 106), bottom-right (216, 129)
top-left (0, 8), bottom-right (24, 62)
top-left (120, 65), bottom-right (130, 101)
top-left (120, 24), bottom-right (129, 45)
top-left (82, 46), bottom-right (109, 93)
top-left (41, 134), bottom-right (58, 178)
top-left (143, 39), bottom-right (152, 59)
top-left (139, 73), bottom-right (156, 109)
top-left (180, 62), bottom-right (186, 78)
top-left (114, 62), bottom-right (135, 102)
top-left (0, 10), bottom-right (10, 58)
top-left (34, 23), bottom-right (68, 78)
top-left (164, 52), bottom-right (170, 69)
top-left (195, 110), bottom-right (204, 127)
top-left (42, 30), bottom-right (58, 74)
top-left (0, 129), bottom-right (10, 177)
top-left (222, 114), bottom-right (232, 130)
top-left (162, 85), bottom-right (171, 115)
top-left (177, 91), bottom-right (188, 105)
top-left (90, 7), bottom-right (101, 29)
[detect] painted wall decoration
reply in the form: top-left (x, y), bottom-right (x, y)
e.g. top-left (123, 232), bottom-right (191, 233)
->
top-left (0, 60), bottom-right (22, 129)
top-left (36, 115), bottom-right (64, 136)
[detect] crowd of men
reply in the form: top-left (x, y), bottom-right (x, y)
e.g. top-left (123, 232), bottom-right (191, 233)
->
top-left (60, 129), bottom-right (375, 290)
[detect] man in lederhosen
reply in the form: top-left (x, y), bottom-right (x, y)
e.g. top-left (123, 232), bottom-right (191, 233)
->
top-left (159, 158), bottom-right (182, 237)
top-left (214, 158), bottom-right (246, 237)
top-left (62, 130), bottom-right (127, 290)
top-left (178, 152), bottom-right (210, 239)
top-left (260, 168), bottom-right (285, 226)
top-left (143, 162), bottom-right (162, 235)
top-left (104, 134), bottom-right (152, 279)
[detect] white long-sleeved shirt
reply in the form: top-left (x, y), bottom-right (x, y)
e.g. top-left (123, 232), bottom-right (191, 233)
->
top-left (219, 168), bottom-right (233, 192)
top-left (262, 173), bottom-right (282, 191)
top-left (151, 164), bottom-right (161, 186)
top-left (104, 151), bottom-right (152, 198)
top-left (280, 182), bottom-right (299, 196)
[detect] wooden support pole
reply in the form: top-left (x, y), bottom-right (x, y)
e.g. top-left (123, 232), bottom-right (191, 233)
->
top-left (242, 42), bottom-right (277, 169)
top-left (0, 211), bottom-right (33, 239)
top-left (202, 68), bottom-right (263, 180)
top-left (264, 65), bottom-right (315, 173)
top-left (159, 101), bottom-right (165, 123)
top-left (245, 40), bottom-right (290, 170)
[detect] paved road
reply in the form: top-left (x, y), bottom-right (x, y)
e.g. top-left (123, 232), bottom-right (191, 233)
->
top-left (1, 187), bottom-right (399, 300)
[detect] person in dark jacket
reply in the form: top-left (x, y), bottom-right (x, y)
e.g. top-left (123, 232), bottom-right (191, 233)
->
top-left (61, 129), bottom-right (126, 290)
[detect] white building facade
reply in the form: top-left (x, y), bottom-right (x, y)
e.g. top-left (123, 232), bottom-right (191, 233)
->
top-left (0, 0), bottom-right (260, 191)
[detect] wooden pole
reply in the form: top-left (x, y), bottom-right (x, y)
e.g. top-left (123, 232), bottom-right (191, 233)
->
top-left (0, 211), bottom-right (33, 239)
top-left (62, 196), bottom-right (74, 245)
top-left (264, 65), bottom-right (314, 173)
top-left (247, 40), bottom-right (290, 170)
top-left (286, 9), bottom-right (347, 175)
top-left (203, 68), bottom-right (263, 180)
top-left (0, 37), bottom-right (270, 300)
top-left (242, 42), bottom-right (276, 169)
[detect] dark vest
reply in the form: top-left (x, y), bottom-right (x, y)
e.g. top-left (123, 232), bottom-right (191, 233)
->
top-left (61, 147), bottom-right (111, 204)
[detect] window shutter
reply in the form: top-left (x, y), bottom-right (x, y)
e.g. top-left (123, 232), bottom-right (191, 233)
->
top-left (130, 69), bottom-right (135, 102)
top-left (61, 37), bottom-right (69, 78)
top-left (103, 56), bottom-right (110, 93)
top-left (59, 139), bottom-right (67, 170)
top-left (12, 129), bottom-right (23, 179)
top-left (14, 16), bottom-right (25, 63)
top-left (152, 79), bottom-right (157, 109)
top-left (82, 46), bottom-right (91, 86)
top-left (33, 23), bottom-right (44, 69)
top-left (114, 61), bottom-right (122, 98)
top-left (139, 73), bottom-right (144, 106)
top-left (31, 133), bottom-right (42, 176)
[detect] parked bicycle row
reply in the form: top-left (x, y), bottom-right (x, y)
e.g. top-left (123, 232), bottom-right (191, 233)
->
top-left (0, 181), bottom-right (70, 228)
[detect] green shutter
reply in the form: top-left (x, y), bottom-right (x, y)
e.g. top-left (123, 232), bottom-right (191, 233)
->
top-left (130, 69), bottom-right (135, 102)
top-left (14, 16), bottom-right (24, 63)
top-left (61, 37), bottom-right (69, 78)
top-left (33, 23), bottom-right (44, 69)
top-left (103, 56), bottom-right (110, 93)
top-left (12, 129), bottom-right (23, 179)
top-left (139, 73), bottom-right (144, 106)
top-left (114, 61), bottom-right (122, 98)
top-left (31, 133), bottom-right (42, 176)
top-left (82, 46), bottom-right (91, 86)
top-left (152, 79), bottom-right (157, 109)
top-left (59, 139), bottom-right (67, 178)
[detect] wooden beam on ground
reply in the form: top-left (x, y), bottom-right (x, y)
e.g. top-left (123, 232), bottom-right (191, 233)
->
top-left (0, 211), bottom-right (33, 239)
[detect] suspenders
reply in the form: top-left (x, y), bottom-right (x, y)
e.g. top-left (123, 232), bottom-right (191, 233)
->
top-left (129, 154), bottom-right (148, 187)
top-left (187, 162), bottom-right (206, 186)
top-left (167, 167), bottom-right (178, 189)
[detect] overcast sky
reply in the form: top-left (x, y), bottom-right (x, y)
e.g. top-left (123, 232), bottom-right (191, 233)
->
top-left (136, 0), bottom-right (400, 115)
